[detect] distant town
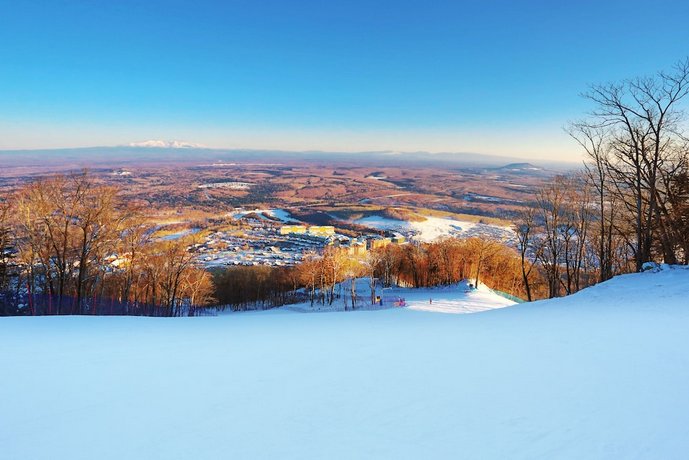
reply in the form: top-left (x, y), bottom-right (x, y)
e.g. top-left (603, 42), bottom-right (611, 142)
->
top-left (190, 212), bottom-right (408, 267)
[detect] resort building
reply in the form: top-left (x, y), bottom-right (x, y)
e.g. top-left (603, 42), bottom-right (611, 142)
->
top-left (279, 225), bottom-right (308, 235)
top-left (307, 226), bottom-right (336, 237)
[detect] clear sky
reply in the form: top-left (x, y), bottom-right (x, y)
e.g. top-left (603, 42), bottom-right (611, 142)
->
top-left (1, 0), bottom-right (688, 160)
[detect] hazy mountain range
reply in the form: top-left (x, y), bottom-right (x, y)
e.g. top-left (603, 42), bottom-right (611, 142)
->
top-left (0, 141), bottom-right (579, 172)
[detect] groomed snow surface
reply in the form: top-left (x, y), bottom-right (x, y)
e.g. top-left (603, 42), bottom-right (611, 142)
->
top-left (285, 279), bottom-right (516, 314)
top-left (2, 268), bottom-right (689, 459)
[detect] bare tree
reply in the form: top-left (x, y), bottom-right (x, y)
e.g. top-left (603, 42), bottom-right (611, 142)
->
top-left (515, 206), bottom-right (542, 301)
top-left (71, 175), bottom-right (122, 312)
top-left (156, 237), bottom-right (198, 316)
top-left (465, 238), bottom-right (504, 288)
top-left (342, 254), bottom-right (364, 309)
top-left (534, 177), bottom-right (568, 297)
top-left (664, 170), bottom-right (689, 263)
top-left (582, 58), bottom-right (689, 269)
top-left (14, 175), bottom-right (80, 312)
top-left (180, 268), bottom-right (215, 312)
top-left (119, 211), bottom-right (153, 306)
top-left (365, 249), bottom-right (384, 305)
top-left (569, 123), bottom-right (618, 282)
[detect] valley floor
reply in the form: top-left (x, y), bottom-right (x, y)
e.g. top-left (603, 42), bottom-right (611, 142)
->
top-left (2, 268), bottom-right (689, 459)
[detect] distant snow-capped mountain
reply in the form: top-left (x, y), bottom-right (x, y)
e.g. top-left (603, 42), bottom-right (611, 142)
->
top-left (127, 140), bottom-right (207, 149)
top-left (495, 162), bottom-right (544, 172)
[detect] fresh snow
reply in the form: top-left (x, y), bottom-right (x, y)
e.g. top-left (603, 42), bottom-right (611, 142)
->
top-left (2, 268), bottom-right (689, 459)
top-left (404, 282), bottom-right (515, 313)
top-left (127, 139), bottom-right (207, 149)
top-left (285, 279), bottom-right (515, 314)
top-left (232, 208), bottom-right (298, 223)
top-left (353, 214), bottom-right (513, 243)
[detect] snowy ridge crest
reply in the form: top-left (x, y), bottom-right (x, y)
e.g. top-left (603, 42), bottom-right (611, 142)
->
top-left (127, 140), bottom-right (207, 149)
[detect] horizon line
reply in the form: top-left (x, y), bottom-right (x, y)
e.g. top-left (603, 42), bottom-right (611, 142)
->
top-left (0, 142), bottom-right (582, 164)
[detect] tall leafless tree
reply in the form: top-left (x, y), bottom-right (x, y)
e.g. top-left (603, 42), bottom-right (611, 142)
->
top-left (581, 58), bottom-right (689, 269)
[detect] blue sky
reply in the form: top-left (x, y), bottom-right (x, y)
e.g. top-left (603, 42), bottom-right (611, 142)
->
top-left (1, 0), bottom-right (688, 160)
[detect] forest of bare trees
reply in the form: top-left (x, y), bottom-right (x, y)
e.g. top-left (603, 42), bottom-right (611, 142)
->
top-left (0, 172), bottom-right (214, 316)
top-left (517, 58), bottom-right (689, 299)
top-left (213, 265), bottom-right (303, 310)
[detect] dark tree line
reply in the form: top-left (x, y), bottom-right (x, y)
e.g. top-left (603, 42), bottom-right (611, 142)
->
top-left (213, 265), bottom-right (303, 311)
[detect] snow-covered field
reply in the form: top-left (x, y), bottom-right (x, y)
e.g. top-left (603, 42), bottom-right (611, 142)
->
top-left (232, 208), bottom-right (297, 223)
top-left (2, 268), bottom-right (689, 459)
top-left (353, 214), bottom-right (513, 243)
top-left (158, 227), bottom-right (200, 241)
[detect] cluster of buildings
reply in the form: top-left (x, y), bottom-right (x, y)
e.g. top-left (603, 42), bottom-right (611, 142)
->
top-left (186, 217), bottom-right (409, 268)
top-left (277, 224), bottom-right (407, 257)
top-left (193, 226), bottom-right (329, 267)
top-left (338, 235), bottom-right (406, 256)
top-left (198, 181), bottom-right (253, 190)
top-left (278, 225), bottom-right (336, 237)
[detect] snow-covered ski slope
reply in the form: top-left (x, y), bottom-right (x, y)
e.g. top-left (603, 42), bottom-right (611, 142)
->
top-left (404, 281), bottom-right (516, 313)
top-left (285, 279), bottom-right (516, 314)
top-left (2, 267), bottom-right (689, 459)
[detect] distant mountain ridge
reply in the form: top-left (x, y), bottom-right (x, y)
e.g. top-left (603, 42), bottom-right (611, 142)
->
top-left (0, 145), bottom-right (578, 172)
